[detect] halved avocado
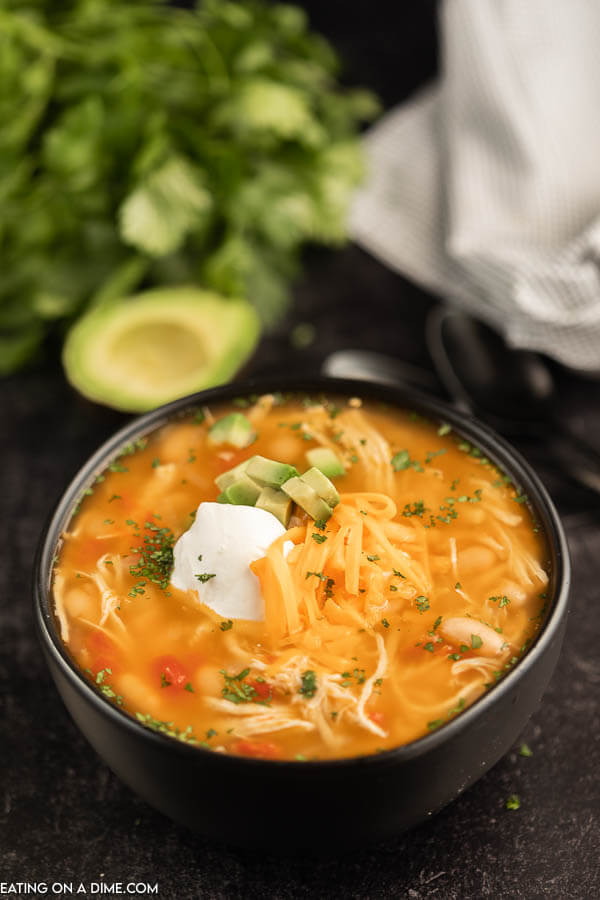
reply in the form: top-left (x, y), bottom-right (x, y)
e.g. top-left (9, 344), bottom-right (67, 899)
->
top-left (62, 286), bottom-right (260, 412)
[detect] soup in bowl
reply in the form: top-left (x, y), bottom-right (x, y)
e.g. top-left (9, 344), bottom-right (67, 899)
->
top-left (34, 377), bottom-right (569, 848)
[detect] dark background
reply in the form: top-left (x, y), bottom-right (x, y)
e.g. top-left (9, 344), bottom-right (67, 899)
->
top-left (3, 2), bottom-right (600, 897)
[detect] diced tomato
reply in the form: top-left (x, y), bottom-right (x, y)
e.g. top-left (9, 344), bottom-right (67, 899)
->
top-left (368, 711), bottom-right (385, 726)
top-left (248, 679), bottom-right (273, 702)
top-left (86, 631), bottom-right (120, 675)
top-left (152, 655), bottom-right (188, 689)
top-left (231, 740), bottom-right (281, 759)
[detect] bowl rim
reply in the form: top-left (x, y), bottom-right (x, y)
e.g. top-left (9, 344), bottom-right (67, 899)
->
top-left (34, 374), bottom-right (571, 770)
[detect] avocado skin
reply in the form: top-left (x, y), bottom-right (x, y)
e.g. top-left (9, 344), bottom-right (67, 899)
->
top-left (255, 486), bottom-right (293, 527)
top-left (62, 286), bottom-right (260, 413)
top-left (300, 466), bottom-right (340, 508)
top-left (246, 455), bottom-right (299, 487)
top-left (281, 475), bottom-right (333, 523)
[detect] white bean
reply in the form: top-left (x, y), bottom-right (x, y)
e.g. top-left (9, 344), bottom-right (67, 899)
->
top-left (493, 579), bottom-right (528, 607)
top-left (64, 587), bottom-right (96, 620)
top-left (440, 616), bottom-right (506, 656)
top-left (194, 665), bottom-right (223, 696)
top-left (458, 545), bottom-right (497, 573)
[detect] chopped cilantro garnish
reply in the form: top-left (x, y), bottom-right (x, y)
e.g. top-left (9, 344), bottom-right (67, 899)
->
top-left (312, 533), bottom-right (327, 544)
top-left (117, 438), bottom-right (147, 457)
top-left (108, 494), bottom-right (121, 502)
top-left (185, 682), bottom-right (195, 693)
top-left (109, 462), bottom-right (128, 473)
top-left (505, 794), bottom-right (521, 810)
top-left (416, 595), bottom-right (430, 613)
top-left (93, 669), bottom-right (123, 705)
top-left (196, 573), bottom-right (216, 583)
top-left (425, 448), bottom-right (447, 464)
top-left (160, 672), bottom-right (171, 688)
top-left (129, 522), bottom-right (174, 590)
top-left (391, 450), bottom-right (423, 472)
top-left (393, 569), bottom-right (406, 579)
top-left (135, 713), bottom-right (196, 744)
top-left (437, 423), bottom-right (452, 436)
top-left (306, 570), bottom-right (326, 581)
top-left (381, 618), bottom-right (390, 629)
top-left (220, 668), bottom-right (256, 705)
top-left (299, 670), bottom-right (318, 699)
top-left (447, 698), bottom-right (465, 717)
top-left (219, 619), bottom-right (233, 631)
top-left (205, 728), bottom-right (217, 739)
top-left (151, 457), bottom-right (161, 468)
top-left (423, 642), bottom-right (435, 653)
top-left (427, 718), bottom-right (444, 730)
top-left (366, 554), bottom-right (380, 562)
top-left (402, 500), bottom-right (428, 518)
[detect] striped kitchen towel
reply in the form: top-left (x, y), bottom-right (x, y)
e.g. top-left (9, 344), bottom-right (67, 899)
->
top-left (350, 0), bottom-right (600, 372)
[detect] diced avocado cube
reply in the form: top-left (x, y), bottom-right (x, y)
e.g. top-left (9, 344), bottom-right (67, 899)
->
top-left (223, 473), bottom-right (262, 506)
top-left (208, 413), bottom-right (256, 449)
top-left (281, 476), bottom-right (333, 523)
top-left (255, 486), bottom-right (293, 527)
top-left (246, 455), bottom-right (298, 487)
top-left (305, 447), bottom-right (345, 478)
top-left (215, 457), bottom-right (255, 491)
top-left (300, 467), bottom-right (340, 508)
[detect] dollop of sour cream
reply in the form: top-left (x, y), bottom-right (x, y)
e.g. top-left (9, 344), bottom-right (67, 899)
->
top-left (170, 502), bottom-right (287, 621)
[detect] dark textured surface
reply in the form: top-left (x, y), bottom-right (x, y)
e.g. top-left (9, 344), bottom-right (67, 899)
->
top-left (2, 3), bottom-right (600, 898)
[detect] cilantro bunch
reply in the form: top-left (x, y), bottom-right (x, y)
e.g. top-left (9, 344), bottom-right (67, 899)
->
top-left (0, 0), bottom-right (378, 374)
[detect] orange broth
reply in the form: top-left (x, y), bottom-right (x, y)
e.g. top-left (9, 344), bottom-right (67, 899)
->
top-left (53, 393), bottom-right (550, 760)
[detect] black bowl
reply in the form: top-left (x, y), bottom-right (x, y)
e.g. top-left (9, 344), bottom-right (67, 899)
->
top-left (34, 376), bottom-right (570, 850)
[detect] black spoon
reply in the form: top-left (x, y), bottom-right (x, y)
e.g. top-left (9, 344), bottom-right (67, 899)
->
top-left (426, 307), bottom-right (557, 433)
top-left (425, 307), bottom-right (600, 494)
top-left (322, 310), bottom-right (600, 495)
